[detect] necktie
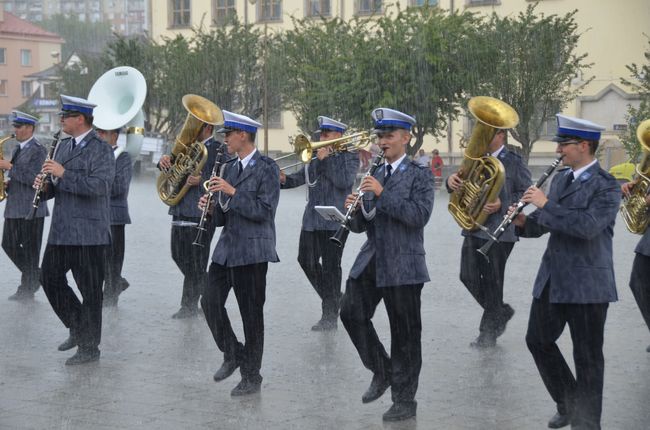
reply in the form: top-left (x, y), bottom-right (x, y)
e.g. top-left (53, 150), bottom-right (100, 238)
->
top-left (385, 164), bottom-right (393, 182)
top-left (237, 161), bottom-right (243, 178)
top-left (71, 138), bottom-right (77, 150)
top-left (562, 172), bottom-right (574, 191)
top-left (12, 145), bottom-right (21, 161)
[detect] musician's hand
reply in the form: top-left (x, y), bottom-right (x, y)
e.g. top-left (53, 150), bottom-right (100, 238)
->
top-left (447, 172), bottom-right (463, 191)
top-left (32, 174), bottom-right (47, 192)
top-left (186, 175), bottom-right (200, 186)
top-left (621, 181), bottom-right (635, 197)
top-left (198, 194), bottom-right (213, 213)
top-left (316, 146), bottom-right (332, 161)
top-left (0, 159), bottom-right (11, 170)
top-left (512, 212), bottom-right (526, 228)
top-left (345, 193), bottom-right (360, 210)
top-left (521, 185), bottom-right (548, 209)
top-left (482, 197), bottom-right (502, 214)
top-left (209, 177), bottom-right (236, 196)
top-left (359, 176), bottom-right (383, 197)
top-left (42, 160), bottom-right (64, 178)
top-left (279, 171), bottom-right (286, 184)
top-left (159, 155), bottom-right (172, 170)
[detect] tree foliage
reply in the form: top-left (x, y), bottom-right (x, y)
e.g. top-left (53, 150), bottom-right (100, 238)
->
top-left (621, 37), bottom-right (650, 162)
top-left (479, 4), bottom-right (592, 161)
top-left (40, 14), bottom-right (113, 59)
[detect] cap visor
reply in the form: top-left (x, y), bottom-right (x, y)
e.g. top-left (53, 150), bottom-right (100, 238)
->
top-left (551, 134), bottom-right (575, 143)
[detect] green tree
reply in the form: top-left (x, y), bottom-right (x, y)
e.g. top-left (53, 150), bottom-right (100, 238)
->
top-left (621, 37), bottom-right (650, 162)
top-left (479, 4), bottom-right (593, 162)
top-left (40, 14), bottom-right (113, 59)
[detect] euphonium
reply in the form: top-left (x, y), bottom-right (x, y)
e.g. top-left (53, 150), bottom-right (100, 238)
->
top-left (156, 94), bottom-right (224, 206)
top-left (621, 119), bottom-right (650, 234)
top-left (448, 96), bottom-right (519, 230)
top-left (0, 133), bottom-right (16, 202)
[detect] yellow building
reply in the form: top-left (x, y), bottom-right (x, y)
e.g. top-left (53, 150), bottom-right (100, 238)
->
top-left (149, 0), bottom-right (650, 165)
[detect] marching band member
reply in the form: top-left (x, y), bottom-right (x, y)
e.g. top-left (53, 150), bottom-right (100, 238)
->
top-left (35, 95), bottom-right (115, 365)
top-left (96, 127), bottom-right (132, 307)
top-left (200, 111), bottom-right (280, 396)
top-left (339, 108), bottom-right (434, 421)
top-left (446, 128), bottom-right (531, 347)
top-left (1, 111), bottom-right (48, 301)
top-left (158, 123), bottom-right (222, 319)
top-left (622, 179), bottom-right (650, 352)
top-left (512, 114), bottom-right (620, 429)
top-left (280, 116), bottom-right (359, 331)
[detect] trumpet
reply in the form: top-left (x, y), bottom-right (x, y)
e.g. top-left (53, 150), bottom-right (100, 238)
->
top-left (275, 131), bottom-right (373, 171)
top-left (330, 150), bottom-right (385, 248)
top-left (0, 133), bottom-right (15, 202)
top-left (476, 155), bottom-right (564, 259)
top-left (27, 130), bottom-right (62, 220)
top-left (192, 145), bottom-right (228, 247)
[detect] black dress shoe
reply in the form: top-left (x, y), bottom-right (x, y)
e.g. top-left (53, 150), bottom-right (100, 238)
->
top-left (382, 401), bottom-right (417, 421)
top-left (547, 411), bottom-right (572, 428)
top-left (470, 332), bottom-right (496, 348)
top-left (230, 378), bottom-right (261, 396)
top-left (8, 289), bottom-right (34, 302)
top-left (58, 335), bottom-right (78, 351)
top-left (311, 318), bottom-right (337, 331)
top-left (118, 278), bottom-right (130, 292)
top-left (361, 374), bottom-right (390, 403)
top-left (496, 304), bottom-right (515, 337)
top-left (213, 360), bottom-right (240, 382)
top-left (65, 347), bottom-right (100, 365)
top-left (171, 307), bottom-right (198, 319)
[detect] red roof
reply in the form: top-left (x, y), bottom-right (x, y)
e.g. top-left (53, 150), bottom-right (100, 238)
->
top-left (0, 12), bottom-right (64, 41)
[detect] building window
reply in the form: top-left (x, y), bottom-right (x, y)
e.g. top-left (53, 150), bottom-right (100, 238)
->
top-left (213, 0), bottom-right (236, 25)
top-left (258, 0), bottom-right (282, 22)
top-left (410, 0), bottom-right (438, 6)
top-left (0, 80), bottom-right (7, 96)
top-left (21, 49), bottom-right (32, 66)
top-left (0, 48), bottom-right (6, 64)
top-left (21, 81), bottom-right (32, 98)
top-left (356, 0), bottom-right (382, 15)
top-left (306, 0), bottom-right (331, 17)
top-left (170, 0), bottom-right (191, 27)
top-left (465, 0), bottom-right (500, 6)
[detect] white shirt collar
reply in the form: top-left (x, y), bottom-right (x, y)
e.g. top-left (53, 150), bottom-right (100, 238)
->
top-left (571, 158), bottom-right (598, 180)
top-left (238, 148), bottom-right (257, 169)
top-left (386, 153), bottom-right (408, 177)
top-left (19, 136), bottom-right (34, 149)
top-left (491, 144), bottom-right (505, 158)
top-left (73, 129), bottom-right (93, 147)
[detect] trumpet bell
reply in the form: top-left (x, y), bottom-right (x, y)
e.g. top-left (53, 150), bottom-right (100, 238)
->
top-left (468, 96), bottom-right (520, 131)
top-left (182, 94), bottom-right (224, 126)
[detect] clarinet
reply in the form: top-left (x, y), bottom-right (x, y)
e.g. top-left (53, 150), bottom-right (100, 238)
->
top-left (477, 154), bottom-right (564, 258)
top-left (330, 150), bottom-right (385, 248)
top-left (26, 130), bottom-right (61, 220)
top-left (192, 145), bottom-right (226, 247)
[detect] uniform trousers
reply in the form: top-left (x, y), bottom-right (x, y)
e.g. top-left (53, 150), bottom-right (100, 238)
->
top-left (2, 217), bottom-right (44, 293)
top-left (460, 236), bottom-right (514, 334)
top-left (202, 262), bottom-right (267, 383)
top-left (297, 229), bottom-right (343, 320)
top-left (171, 216), bottom-right (215, 310)
top-left (41, 244), bottom-right (108, 349)
top-left (526, 284), bottom-right (608, 429)
top-left (629, 252), bottom-right (650, 333)
top-left (340, 257), bottom-right (423, 404)
top-left (104, 224), bottom-right (127, 299)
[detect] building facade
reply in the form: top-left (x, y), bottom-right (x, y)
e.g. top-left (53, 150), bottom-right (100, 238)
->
top-left (0, 8), bottom-right (63, 129)
top-left (148, 0), bottom-right (649, 164)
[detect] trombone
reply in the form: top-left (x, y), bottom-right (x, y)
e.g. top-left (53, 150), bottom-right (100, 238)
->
top-left (275, 130), bottom-right (374, 171)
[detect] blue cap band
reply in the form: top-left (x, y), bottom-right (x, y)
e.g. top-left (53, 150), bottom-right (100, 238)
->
top-left (374, 119), bottom-right (412, 130)
top-left (224, 120), bottom-right (258, 133)
top-left (62, 104), bottom-right (94, 116)
top-left (557, 126), bottom-right (601, 141)
top-left (13, 118), bottom-right (36, 125)
top-left (320, 125), bottom-right (345, 133)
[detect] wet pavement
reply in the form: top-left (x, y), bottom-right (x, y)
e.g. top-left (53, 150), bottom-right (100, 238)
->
top-left (1, 174), bottom-right (649, 429)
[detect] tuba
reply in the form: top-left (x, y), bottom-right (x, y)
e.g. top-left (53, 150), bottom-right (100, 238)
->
top-left (0, 133), bottom-right (16, 202)
top-left (88, 66), bottom-right (147, 163)
top-left (620, 118), bottom-right (650, 234)
top-left (448, 96), bottom-right (519, 230)
top-left (156, 94), bottom-right (224, 206)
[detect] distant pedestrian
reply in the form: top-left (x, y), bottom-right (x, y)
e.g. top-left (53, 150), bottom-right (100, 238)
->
top-left (414, 149), bottom-right (430, 167)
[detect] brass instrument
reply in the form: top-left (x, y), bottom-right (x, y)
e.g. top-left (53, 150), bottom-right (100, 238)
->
top-left (275, 131), bottom-right (373, 171)
top-left (156, 94), bottom-right (224, 206)
top-left (0, 133), bottom-right (16, 202)
top-left (621, 119), bottom-right (650, 234)
top-left (448, 96), bottom-right (520, 230)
